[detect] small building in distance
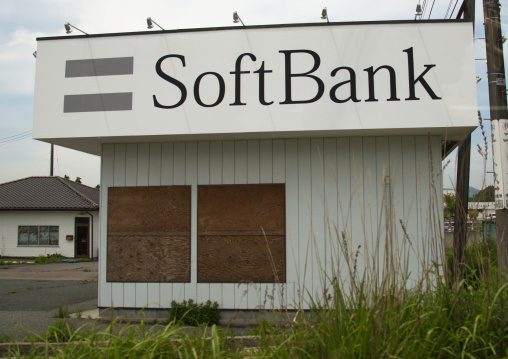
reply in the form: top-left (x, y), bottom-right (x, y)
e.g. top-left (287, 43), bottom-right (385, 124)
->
top-left (468, 201), bottom-right (496, 221)
top-left (0, 176), bottom-right (99, 259)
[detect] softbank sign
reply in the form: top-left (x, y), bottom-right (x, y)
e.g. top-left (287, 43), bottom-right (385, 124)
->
top-left (33, 22), bottom-right (478, 153)
top-left (152, 47), bottom-right (440, 109)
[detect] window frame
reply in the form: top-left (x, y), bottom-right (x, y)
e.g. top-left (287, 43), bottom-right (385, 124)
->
top-left (17, 225), bottom-right (59, 247)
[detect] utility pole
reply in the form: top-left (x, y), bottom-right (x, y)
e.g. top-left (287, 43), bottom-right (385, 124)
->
top-left (483, 0), bottom-right (508, 281)
top-left (453, 0), bottom-right (475, 284)
top-left (50, 144), bottom-right (54, 176)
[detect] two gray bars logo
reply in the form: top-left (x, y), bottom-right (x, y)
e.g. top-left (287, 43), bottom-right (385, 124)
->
top-left (63, 57), bottom-right (134, 113)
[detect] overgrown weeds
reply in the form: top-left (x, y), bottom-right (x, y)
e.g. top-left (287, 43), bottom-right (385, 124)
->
top-left (54, 303), bottom-right (69, 319)
top-left (9, 276), bottom-right (507, 358)
top-left (169, 299), bottom-right (220, 326)
top-left (255, 279), bottom-right (508, 358)
top-left (34, 254), bottom-right (65, 264)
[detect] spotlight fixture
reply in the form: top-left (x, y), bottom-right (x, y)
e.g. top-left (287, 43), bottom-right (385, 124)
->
top-left (321, 7), bottom-right (329, 23)
top-left (32, 51), bottom-right (37, 58)
top-left (146, 17), bottom-right (164, 30)
top-left (476, 76), bottom-right (482, 84)
top-left (233, 11), bottom-right (245, 26)
top-left (64, 22), bottom-right (88, 35)
top-left (415, 3), bottom-right (422, 20)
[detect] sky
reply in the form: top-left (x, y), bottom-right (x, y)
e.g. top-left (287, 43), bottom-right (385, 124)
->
top-left (0, 0), bottom-right (506, 189)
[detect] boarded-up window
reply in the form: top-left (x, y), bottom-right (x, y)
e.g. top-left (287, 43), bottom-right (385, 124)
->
top-left (197, 184), bottom-right (286, 283)
top-left (107, 186), bottom-right (191, 283)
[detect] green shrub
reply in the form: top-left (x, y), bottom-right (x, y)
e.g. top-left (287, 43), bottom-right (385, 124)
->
top-left (169, 299), bottom-right (220, 326)
top-left (34, 253), bottom-right (65, 264)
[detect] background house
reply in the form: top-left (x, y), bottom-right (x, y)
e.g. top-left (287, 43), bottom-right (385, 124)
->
top-left (0, 176), bottom-right (99, 259)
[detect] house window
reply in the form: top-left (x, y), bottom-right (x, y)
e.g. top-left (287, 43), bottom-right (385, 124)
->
top-left (18, 226), bottom-right (59, 246)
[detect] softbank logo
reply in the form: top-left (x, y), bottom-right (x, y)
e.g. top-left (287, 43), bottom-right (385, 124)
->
top-left (152, 47), bottom-right (442, 109)
top-left (63, 57), bottom-right (134, 113)
top-left (62, 47), bottom-right (441, 113)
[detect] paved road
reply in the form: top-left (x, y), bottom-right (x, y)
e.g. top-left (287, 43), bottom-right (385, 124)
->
top-left (0, 262), bottom-right (100, 341)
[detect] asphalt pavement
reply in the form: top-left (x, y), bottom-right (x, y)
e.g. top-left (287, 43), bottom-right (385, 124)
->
top-left (0, 261), bottom-right (100, 341)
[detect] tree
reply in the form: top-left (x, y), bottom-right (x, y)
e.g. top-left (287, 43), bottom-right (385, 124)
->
top-left (95, 184), bottom-right (100, 189)
top-left (444, 193), bottom-right (456, 220)
top-left (468, 210), bottom-right (479, 221)
top-left (471, 185), bottom-right (494, 202)
top-left (64, 174), bottom-right (69, 180)
top-left (75, 177), bottom-right (82, 184)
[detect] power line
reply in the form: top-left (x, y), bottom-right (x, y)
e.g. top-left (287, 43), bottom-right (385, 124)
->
top-left (421, 0), bottom-right (429, 18)
top-left (428, 0), bottom-right (437, 18)
top-left (0, 130), bottom-right (31, 142)
top-left (445, 0), bottom-right (454, 18)
top-left (449, 0), bottom-right (460, 18)
top-left (0, 132), bottom-right (32, 147)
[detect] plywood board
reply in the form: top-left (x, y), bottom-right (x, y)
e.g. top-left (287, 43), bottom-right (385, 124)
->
top-left (197, 184), bottom-right (285, 235)
top-left (108, 186), bottom-right (191, 235)
top-left (198, 235), bottom-right (286, 283)
top-left (107, 235), bottom-right (190, 282)
top-left (198, 184), bottom-right (286, 283)
top-left (107, 186), bottom-right (191, 283)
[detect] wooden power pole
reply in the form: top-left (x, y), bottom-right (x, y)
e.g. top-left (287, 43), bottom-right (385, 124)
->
top-left (483, 0), bottom-right (508, 281)
top-left (453, 0), bottom-right (475, 283)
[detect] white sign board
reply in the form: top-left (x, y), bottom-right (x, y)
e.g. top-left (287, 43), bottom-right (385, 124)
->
top-left (33, 22), bottom-right (478, 155)
top-left (491, 119), bottom-right (508, 209)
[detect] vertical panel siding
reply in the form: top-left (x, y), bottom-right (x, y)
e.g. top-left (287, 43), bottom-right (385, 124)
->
top-left (349, 138), bottom-right (364, 287)
top-left (197, 142), bottom-right (211, 305)
top-left (388, 137), bottom-right (405, 279)
top-left (185, 142), bottom-right (198, 303)
top-left (234, 141), bottom-right (249, 309)
top-left (112, 144), bottom-right (126, 308)
top-left (323, 138), bottom-right (337, 298)
top-left (297, 139), bottom-right (312, 307)
top-left (363, 137), bottom-right (377, 285)
top-left (375, 138), bottom-right (390, 283)
top-left (159, 143), bottom-right (174, 308)
top-left (99, 144), bottom-right (114, 308)
top-left (172, 143), bottom-right (186, 302)
top-left (272, 139), bottom-right (288, 309)
top-left (431, 137), bottom-right (445, 276)
top-left (209, 142), bottom-right (223, 306)
top-left (284, 139), bottom-right (298, 308)
top-left (123, 144), bottom-right (138, 307)
top-left (247, 140), bottom-right (261, 309)
top-left (221, 141), bottom-right (235, 308)
top-left (401, 137), bottom-right (418, 281)
top-left (336, 137), bottom-right (351, 294)
top-left (310, 138), bottom-right (325, 303)
top-left (135, 144), bottom-right (149, 308)
top-left (147, 143), bottom-right (162, 308)
top-left (99, 136), bottom-right (443, 310)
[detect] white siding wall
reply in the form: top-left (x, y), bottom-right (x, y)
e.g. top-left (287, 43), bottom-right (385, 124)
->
top-left (99, 136), bottom-right (443, 310)
top-left (0, 210), bottom-right (99, 258)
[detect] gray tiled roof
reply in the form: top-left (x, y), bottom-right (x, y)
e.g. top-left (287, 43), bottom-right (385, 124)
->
top-left (0, 176), bottom-right (100, 210)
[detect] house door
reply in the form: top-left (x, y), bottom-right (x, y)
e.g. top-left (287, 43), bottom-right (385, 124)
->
top-left (75, 217), bottom-right (90, 258)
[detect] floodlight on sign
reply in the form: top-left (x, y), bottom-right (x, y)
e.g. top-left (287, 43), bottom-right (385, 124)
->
top-left (415, 4), bottom-right (423, 19)
top-left (233, 11), bottom-right (245, 26)
top-left (146, 17), bottom-right (164, 30)
top-left (64, 22), bottom-right (88, 35)
top-left (321, 7), bottom-right (329, 22)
